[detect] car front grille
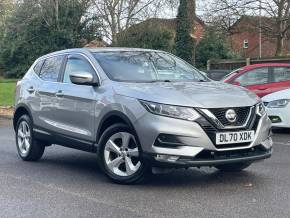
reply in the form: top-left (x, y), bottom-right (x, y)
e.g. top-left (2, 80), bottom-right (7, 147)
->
top-left (196, 112), bottom-right (260, 149)
top-left (208, 107), bottom-right (251, 126)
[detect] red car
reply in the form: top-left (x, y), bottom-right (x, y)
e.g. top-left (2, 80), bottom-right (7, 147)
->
top-left (223, 63), bottom-right (290, 97)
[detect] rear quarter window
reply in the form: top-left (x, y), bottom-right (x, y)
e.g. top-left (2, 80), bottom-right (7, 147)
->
top-left (272, 67), bottom-right (290, 82)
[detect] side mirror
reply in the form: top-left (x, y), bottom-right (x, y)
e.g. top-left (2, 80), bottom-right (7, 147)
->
top-left (69, 72), bottom-right (98, 86)
top-left (232, 81), bottom-right (241, 86)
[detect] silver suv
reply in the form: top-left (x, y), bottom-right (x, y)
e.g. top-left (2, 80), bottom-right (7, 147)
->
top-left (13, 48), bottom-right (272, 184)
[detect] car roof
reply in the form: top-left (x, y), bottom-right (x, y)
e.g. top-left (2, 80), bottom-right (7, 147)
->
top-left (35, 47), bottom-right (165, 62)
top-left (42, 47), bottom-right (161, 56)
top-left (88, 47), bottom-right (161, 53)
top-left (242, 63), bottom-right (290, 70)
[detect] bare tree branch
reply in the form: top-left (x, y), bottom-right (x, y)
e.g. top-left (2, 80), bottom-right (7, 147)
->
top-left (92, 0), bottom-right (173, 44)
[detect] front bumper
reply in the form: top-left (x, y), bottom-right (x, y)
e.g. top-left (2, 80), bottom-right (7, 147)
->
top-left (143, 145), bottom-right (272, 167)
top-left (133, 106), bottom-right (272, 167)
top-left (266, 106), bottom-right (290, 128)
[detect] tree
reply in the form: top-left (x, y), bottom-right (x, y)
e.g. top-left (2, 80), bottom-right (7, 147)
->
top-left (116, 19), bottom-right (175, 51)
top-left (0, 0), bottom-right (101, 77)
top-left (0, 0), bottom-right (14, 25)
top-left (198, 0), bottom-right (253, 33)
top-left (260, 0), bottom-right (290, 56)
top-left (195, 27), bottom-right (234, 68)
top-left (0, 0), bottom-right (15, 56)
top-left (91, 0), bottom-right (175, 44)
top-left (175, 0), bottom-right (195, 64)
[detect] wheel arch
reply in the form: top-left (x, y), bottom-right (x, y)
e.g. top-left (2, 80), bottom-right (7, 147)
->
top-left (13, 104), bottom-right (33, 131)
top-left (96, 111), bottom-right (137, 144)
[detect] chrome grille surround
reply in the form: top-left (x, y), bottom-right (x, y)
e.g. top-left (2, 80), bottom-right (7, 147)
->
top-left (198, 106), bottom-right (255, 130)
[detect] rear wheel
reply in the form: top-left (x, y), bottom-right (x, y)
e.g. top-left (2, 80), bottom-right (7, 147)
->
top-left (15, 115), bottom-right (45, 161)
top-left (215, 162), bottom-right (251, 172)
top-left (98, 123), bottom-right (149, 184)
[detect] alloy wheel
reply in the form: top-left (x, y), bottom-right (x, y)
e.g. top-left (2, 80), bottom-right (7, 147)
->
top-left (104, 132), bottom-right (141, 177)
top-left (17, 121), bottom-right (31, 155)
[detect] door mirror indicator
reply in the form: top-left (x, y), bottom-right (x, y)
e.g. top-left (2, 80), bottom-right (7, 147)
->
top-left (69, 72), bottom-right (99, 86)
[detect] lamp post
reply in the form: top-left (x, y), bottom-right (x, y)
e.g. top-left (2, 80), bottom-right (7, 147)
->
top-left (259, 0), bottom-right (262, 58)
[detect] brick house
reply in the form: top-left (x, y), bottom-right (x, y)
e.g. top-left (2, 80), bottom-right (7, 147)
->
top-left (228, 16), bottom-right (290, 58)
top-left (117, 17), bottom-right (205, 47)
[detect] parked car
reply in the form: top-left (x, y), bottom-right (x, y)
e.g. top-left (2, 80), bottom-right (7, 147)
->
top-left (13, 48), bottom-right (272, 184)
top-left (262, 89), bottom-right (290, 128)
top-left (223, 63), bottom-right (290, 97)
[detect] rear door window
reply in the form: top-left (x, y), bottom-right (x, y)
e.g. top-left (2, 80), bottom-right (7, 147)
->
top-left (39, 55), bottom-right (64, 82)
top-left (234, 67), bottom-right (269, 86)
top-left (272, 67), bottom-right (290, 82)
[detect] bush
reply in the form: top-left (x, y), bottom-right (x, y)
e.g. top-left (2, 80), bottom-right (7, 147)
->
top-left (196, 28), bottom-right (233, 68)
top-left (116, 21), bottom-right (175, 52)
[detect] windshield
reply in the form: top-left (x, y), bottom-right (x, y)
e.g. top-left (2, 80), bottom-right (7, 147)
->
top-left (222, 68), bottom-right (243, 81)
top-left (93, 51), bottom-right (208, 82)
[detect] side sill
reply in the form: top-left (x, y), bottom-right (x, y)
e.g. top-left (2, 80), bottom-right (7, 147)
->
top-left (33, 128), bottom-right (98, 153)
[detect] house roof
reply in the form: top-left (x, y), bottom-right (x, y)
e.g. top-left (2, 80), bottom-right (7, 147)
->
top-left (229, 15), bottom-right (276, 34)
top-left (119, 16), bottom-right (205, 35)
top-left (84, 39), bottom-right (108, 48)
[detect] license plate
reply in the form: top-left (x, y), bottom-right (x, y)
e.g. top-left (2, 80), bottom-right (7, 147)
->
top-left (216, 131), bottom-right (255, 145)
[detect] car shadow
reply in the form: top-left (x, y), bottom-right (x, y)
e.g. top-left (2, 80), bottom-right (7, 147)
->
top-left (36, 149), bottom-right (267, 188)
top-left (144, 169), bottom-right (262, 187)
top-left (272, 128), bottom-right (290, 134)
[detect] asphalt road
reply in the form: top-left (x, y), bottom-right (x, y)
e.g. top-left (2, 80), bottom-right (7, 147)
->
top-left (0, 119), bottom-right (290, 218)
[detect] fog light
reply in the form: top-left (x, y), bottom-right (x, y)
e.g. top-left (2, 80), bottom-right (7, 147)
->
top-left (269, 116), bottom-right (282, 123)
top-left (154, 134), bottom-right (185, 148)
top-left (156, 154), bottom-right (179, 162)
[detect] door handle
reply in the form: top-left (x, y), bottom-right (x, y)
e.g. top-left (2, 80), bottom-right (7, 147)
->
top-left (27, 87), bottom-right (35, 93)
top-left (55, 90), bottom-right (64, 97)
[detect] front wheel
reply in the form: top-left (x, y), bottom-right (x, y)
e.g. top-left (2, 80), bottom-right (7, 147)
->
top-left (98, 123), bottom-right (149, 184)
top-left (215, 162), bottom-right (251, 172)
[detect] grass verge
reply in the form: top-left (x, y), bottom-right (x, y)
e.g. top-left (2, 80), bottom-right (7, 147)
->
top-left (0, 77), bottom-right (17, 106)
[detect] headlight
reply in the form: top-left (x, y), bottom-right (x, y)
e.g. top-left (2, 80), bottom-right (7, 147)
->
top-left (256, 102), bottom-right (266, 116)
top-left (267, 99), bottom-right (290, 108)
top-left (139, 100), bottom-right (200, 121)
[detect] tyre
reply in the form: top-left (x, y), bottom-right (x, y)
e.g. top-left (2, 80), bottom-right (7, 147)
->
top-left (98, 123), bottom-right (149, 184)
top-left (215, 162), bottom-right (251, 172)
top-left (15, 115), bottom-right (45, 161)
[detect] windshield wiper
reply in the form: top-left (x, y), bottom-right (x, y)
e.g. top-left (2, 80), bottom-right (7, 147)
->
top-left (146, 79), bottom-right (172, 83)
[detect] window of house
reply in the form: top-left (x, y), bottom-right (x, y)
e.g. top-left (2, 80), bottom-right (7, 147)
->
top-left (63, 56), bottom-right (95, 84)
top-left (272, 67), bottom-right (290, 82)
top-left (39, 55), bottom-right (64, 82)
top-left (243, 39), bottom-right (249, 49)
top-left (235, 67), bottom-right (269, 86)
